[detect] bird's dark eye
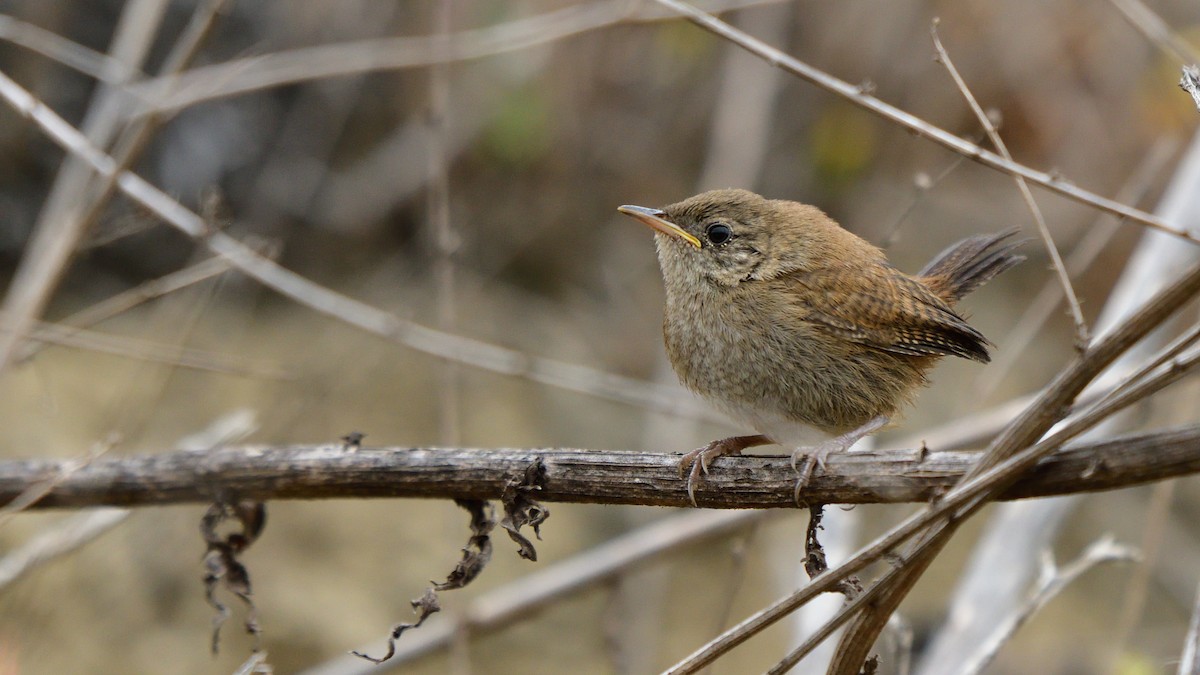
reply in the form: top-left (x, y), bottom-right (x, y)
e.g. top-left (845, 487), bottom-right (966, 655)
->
top-left (705, 223), bottom-right (733, 245)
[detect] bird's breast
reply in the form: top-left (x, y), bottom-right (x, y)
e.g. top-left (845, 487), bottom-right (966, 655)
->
top-left (662, 280), bottom-right (924, 435)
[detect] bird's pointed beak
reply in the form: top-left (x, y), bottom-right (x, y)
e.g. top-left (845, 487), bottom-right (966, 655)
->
top-left (617, 205), bottom-right (702, 248)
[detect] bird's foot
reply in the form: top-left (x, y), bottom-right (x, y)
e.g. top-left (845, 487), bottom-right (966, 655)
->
top-left (790, 416), bottom-right (889, 505)
top-left (679, 434), bottom-right (770, 507)
top-left (791, 438), bottom-right (848, 505)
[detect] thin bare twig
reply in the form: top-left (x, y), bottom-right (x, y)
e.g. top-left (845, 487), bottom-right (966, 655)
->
top-left (826, 297), bottom-right (1200, 671)
top-left (931, 19), bottom-right (1088, 346)
top-left (772, 357), bottom-right (1170, 673)
top-left (19, 319), bottom-right (287, 378)
top-left (15, 254), bottom-right (238, 363)
top-left (649, 0), bottom-right (1194, 243)
top-left (879, 135), bottom-right (981, 248)
top-left (428, 0), bottom-right (462, 447)
top-left (1085, 322), bottom-right (1200, 415)
top-left (921, 127), bottom-right (1200, 675)
top-left (116, 0), bottom-right (1197, 241)
top-left (974, 138), bottom-right (1179, 399)
top-left (0, 0), bottom-right (228, 377)
top-left (310, 370), bottom-right (1108, 675)
top-left (824, 265), bottom-right (1200, 674)
top-left (0, 434), bottom-right (119, 529)
top-left (1109, 482), bottom-right (1176, 667)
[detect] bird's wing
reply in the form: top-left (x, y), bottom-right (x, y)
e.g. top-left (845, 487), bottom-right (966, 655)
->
top-left (775, 263), bottom-right (992, 362)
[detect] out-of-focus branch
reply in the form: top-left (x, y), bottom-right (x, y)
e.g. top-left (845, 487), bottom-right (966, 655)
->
top-left (127, 0), bottom-right (781, 114)
top-left (1, 425), bottom-right (1199, 510)
top-left (0, 508), bottom-right (130, 590)
top-left (958, 537), bottom-right (1138, 675)
top-left (14, 254), bottom-right (238, 364)
top-left (823, 260), bottom-right (1200, 673)
top-left (0, 13), bottom-right (137, 82)
top-left (1181, 581), bottom-right (1200, 675)
top-left (0, 0), bottom-right (170, 375)
top-left (0, 70), bottom-right (718, 421)
top-left (19, 318), bottom-right (287, 378)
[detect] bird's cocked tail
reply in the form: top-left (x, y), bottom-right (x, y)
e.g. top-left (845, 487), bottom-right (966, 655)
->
top-left (918, 228), bottom-right (1026, 303)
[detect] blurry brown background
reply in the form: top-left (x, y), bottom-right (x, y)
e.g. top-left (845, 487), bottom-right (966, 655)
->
top-left (0, 0), bottom-right (1198, 673)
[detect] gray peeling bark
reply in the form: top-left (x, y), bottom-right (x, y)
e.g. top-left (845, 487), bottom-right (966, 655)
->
top-left (2, 424), bottom-right (1197, 510)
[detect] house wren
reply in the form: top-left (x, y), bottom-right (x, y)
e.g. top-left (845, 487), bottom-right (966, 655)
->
top-left (618, 189), bottom-right (1024, 506)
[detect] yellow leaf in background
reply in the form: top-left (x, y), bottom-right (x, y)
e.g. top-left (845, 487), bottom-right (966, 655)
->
top-left (809, 101), bottom-right (878, 191)
top-left (482, 86), bottom-right (552, 166)
top-left (1112, 651), bottom-right (1159, 675)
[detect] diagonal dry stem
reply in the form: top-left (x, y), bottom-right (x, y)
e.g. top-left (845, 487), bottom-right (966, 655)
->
top-left (930, 20), bottom-right (1088, 347)
top-left (19, 319), bottom-right (287, 378)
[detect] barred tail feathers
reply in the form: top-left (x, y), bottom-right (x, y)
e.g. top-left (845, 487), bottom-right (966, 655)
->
top-left (918, 228), bottom-right (1026, 303)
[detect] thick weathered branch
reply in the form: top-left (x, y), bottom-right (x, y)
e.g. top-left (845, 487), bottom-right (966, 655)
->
top-left (2, 425), bottom-right (1197, 510)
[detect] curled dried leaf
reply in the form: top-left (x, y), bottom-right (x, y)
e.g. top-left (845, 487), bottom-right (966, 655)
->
top-left (350, 589), bottom-right (441, 664)
top-left (804, 504), bottom-right (862, 600)
top-left (435, 500), bottom-right (494, 591)
top-left (804, 504), bottom-right (828, 579)
top-left (500, 458), bottom-right (550, 561)
top-left (353, 500), bottom-right (498, 663)
top-left (201, 500), bottom-right (266, 655)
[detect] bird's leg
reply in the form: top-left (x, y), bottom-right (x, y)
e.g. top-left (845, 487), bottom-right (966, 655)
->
top-left (679, 434), bottom-right (771, 507)
top-left (791, 416), bottom-right (889, 504)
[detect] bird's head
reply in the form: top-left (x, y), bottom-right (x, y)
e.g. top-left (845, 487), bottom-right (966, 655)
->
top-left (619, 188), bottom-right (840, 288)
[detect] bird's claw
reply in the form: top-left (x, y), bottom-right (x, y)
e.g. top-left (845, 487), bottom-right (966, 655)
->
top-left (790, 439), bottom-right (847, 505)
top-left (789, 417), bottom-right (888, 505)
top-left (678, 446), bottom-right (703, 480)
top-left (677, 435), bottom-right (772, 507)
top-left (687, 457), bottom-right (705, 507)
top-left (679, 441), bottom-right (722, 507)
top-left (678, 439), bottom-right (743, 507)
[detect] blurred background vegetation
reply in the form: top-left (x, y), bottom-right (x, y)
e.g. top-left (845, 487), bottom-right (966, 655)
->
top-left (0, 0), bottom-right (1198, 673)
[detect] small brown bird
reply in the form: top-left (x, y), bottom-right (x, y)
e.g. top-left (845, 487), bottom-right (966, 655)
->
top-left (618, 189), bottom-right (1024, 506)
